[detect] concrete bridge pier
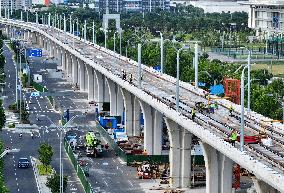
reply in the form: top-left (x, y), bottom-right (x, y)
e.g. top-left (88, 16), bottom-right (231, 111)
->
top-left (120, 89), bottom-right (141, 137)
top-left (252, 177), bottom-right (279, 193)
top-left (71, 55), bottom-right (78, 84)
top-left (201, 142), bottom-right (233, 193)
top-left (139, 101), bottom-right (163, 155)
top-left (61, 50), bottom-right (66, 71)
top-left (78, 60), bottom-right (86, 91)
top-left (86, 64), bottom-right (94, 101)
top-left (66, 53), bottom-right (72, 79)
top-left (94, 70), bottom-right (103, 111)
top-left (165, 118), bottom-right (192, 188)
top-left (106, 79), bottom-right (124, 117)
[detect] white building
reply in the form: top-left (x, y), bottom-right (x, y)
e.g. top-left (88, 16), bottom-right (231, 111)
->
top-left (1, 0), bottom-right (32, 10)
top-left (241, 0), bottom-right (284, 34)
top-left (171, 0), bottom-right (249, 13)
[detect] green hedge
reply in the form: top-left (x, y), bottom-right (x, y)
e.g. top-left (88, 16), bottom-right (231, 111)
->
top-left (64, 140), bottom-right (93, 193)
top-left (31, 82), bottom-right (54, 106)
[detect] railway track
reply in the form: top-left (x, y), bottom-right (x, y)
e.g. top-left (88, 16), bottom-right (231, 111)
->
top-left (48, 27), bottom-right (284, 172)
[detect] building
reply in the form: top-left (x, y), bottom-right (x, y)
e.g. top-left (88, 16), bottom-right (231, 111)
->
top-left (242, 0), bottom-right (284, 33)
top-left (89, 0), bottom-right (170, 12)
top-left (1, 0), bottom-right (32, 10)
top-left (171, 0), bottom-right (249, 13)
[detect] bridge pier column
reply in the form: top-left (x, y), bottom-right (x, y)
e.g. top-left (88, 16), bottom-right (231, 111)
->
top-left (61, 50), bottom-right (66, 71)
top-left (133, 96), bottom-right (141, 136)
top-left (252, 177), bottom-right (279, 193)
top-left (140, 101), bottom-right (154, 155)
top-left (181, 129), bottom-right (192, 188)
top-left (95, 70), bottom-right (103, 111)
top-left (78, 61), bottom-right (86, 91)
top-left (107, 79), bottom-right (123, 117)
top-left (165, 118), bottom-right (181, 188)
top-left (121, 89), bottom-right (133, 136)
top-left (85, 64), bottom-right (88, 92)
top-left (66, 53), bottom-right (72, 79)
top-left (201, 142), bottom-right (233, 193)
top-left (86, 64), bottom-right (94, 101)
top-left (93, 69), bottom-right (98, 102)
top-left (153, 110), bottom-right (163, 155)
top-left (72, 56), bottom-right (78, 84)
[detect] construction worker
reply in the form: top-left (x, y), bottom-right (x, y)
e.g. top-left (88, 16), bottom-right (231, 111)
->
top-left (229, 105), bottom-right (233, 116)
top-left (191, 108), bottom-right (196, 120)
top-left (129, 74), bottom-right (133, 84)
top-left (229, 129), bottom-right (238, 146)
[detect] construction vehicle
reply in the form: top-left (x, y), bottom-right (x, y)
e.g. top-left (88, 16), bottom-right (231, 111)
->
top-left (137, 163), bottom-right (152, 179)
top-left (85, 131), bottom-right (102, 157)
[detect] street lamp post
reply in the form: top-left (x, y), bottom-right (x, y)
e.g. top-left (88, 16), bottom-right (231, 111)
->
top-left (157, 31), bottom-right (164, 73)
top-left (92, 21), bottom-right (96, 45)
top-left (84, 20), bottom-right (86, 42)
top-left (194, 42), bottom-right (199, 89)
top-left (69, 14), bottom-right (72, 34)
top-left (138, 43), bottom-right (142, 88)
top-left (39, 114), bottom-right (85, 193)
top-left (48, 13), bottom-right (51, 27)
top-left (118, 28), bottom-right (122, 55)
top-left (175, 45), bottom-right (189, 111)
top-left (240, 65), bottom-right (248, 152)
top-left (113, 31), bottom-right (117, 52)
top-left (247, 50), bottom-right (251, 115)
top-left (126, 40), bottom-right (130, 58)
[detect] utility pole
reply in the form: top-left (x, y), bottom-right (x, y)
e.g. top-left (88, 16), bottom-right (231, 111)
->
top-left (138, 43), bottom-right (142, 88)
top-left (194, 43), bottom-right (199, 89)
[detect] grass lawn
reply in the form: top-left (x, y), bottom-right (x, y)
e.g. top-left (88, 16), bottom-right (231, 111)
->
top-left (252, 62), bottom-right (284, 76)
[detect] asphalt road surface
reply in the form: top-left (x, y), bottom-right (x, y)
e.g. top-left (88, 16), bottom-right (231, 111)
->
top-left (1, 43), bottom-right (85, 193)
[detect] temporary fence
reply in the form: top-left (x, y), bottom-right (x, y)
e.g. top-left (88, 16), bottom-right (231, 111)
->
top-left (64, 140), bottom-right (93, 193)
top-left (95, 122), bottom-right (170, 165)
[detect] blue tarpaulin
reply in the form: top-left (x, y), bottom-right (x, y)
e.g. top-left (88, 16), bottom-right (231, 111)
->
top-left (210, 84), bottom-right (224, 95)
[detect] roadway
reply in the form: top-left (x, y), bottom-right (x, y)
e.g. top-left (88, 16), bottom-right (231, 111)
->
top-left (27, 51), bottom-right (150, 192)
top-left (1, 42), bottom-right (85, 193)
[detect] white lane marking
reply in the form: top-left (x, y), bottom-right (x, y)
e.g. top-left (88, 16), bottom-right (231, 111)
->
top-left (103, 180), bottom-right (108, 187)
top-left (119, 168), bottom-right (123, 173)
top-left (128, 180), bottom-right (134, 187)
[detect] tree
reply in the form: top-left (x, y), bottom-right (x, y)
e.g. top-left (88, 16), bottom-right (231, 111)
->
top-left (0, 100), bottom-right (5, 130)
top-left (38, 143), bottom-right (54, 171)
top-left (0, 141), bottom-right (9, 193)
top-left (46, 174), bottom-right (67, 193)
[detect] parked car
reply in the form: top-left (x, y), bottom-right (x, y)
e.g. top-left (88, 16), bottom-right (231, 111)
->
top-left (18, 158), bottom-right (30, 168)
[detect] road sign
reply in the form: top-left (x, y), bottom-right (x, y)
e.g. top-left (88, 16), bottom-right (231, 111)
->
top-left (30, 92), bottom-right (40, 97)
top-left (198, 82), bottom-right (206, 87)
top-left (74, 31), bottom-right (80, 36)
top-left (28, 49), bottom-right (42, 57)
top-left (153, 65), bottom-right (161, 72)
